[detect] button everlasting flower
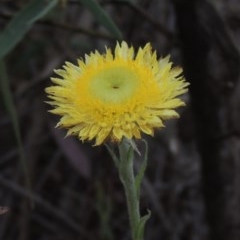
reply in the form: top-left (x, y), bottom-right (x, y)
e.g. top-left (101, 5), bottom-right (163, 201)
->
top-left (46, 41), bottom-right (189, 145)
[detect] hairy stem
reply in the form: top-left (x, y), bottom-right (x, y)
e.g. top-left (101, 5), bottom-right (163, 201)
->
top-left (118, 139), bottom-right (141, 240)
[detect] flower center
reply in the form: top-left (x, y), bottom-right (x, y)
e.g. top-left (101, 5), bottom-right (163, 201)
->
top-left (89, 65), bottom-right (139, 103)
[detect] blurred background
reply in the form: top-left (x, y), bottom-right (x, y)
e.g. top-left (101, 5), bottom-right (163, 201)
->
top-left (0, 0), bottom-right (240, 240)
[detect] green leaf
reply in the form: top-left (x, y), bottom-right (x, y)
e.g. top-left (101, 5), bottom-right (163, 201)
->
top-left (79, 0), bottom-right (122, 40)
top-left (119, 138), bottom-right (134, 164)
top-left (135, 210), bottom-right (151, 240)
top-left (105, 143), bottom-right (120, 169)
top-left (118, 138), bottom-right (134, 183)
top-left (0, 0), bottom-right (58, 58)
top-left (135, 139), bottom-right (148, 198)
top-left (129, 138), bottom-right (141, 156)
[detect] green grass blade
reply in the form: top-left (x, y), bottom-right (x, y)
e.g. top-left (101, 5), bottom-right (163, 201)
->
top-left (79, 0), bottom-right (122, 40)
top-left (0, 0), bottom-right (59, 58)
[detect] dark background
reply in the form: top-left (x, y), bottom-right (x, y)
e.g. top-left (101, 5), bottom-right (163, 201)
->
top-left (0, 0), bottom-right (240, 240)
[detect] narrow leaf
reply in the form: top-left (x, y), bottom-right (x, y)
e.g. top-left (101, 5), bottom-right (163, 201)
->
top-left (135, 139), bottom-right (148, 198)
top-left (118, 138), bottom-right (134, 183)
top-left (135, 210), bottom-right (151, 240)
top-left (127, 145), bottom-right (134, 163)
top-left (0, 0), bottom-right (58, 58)
top-left (105, 143), bottom-right (120, 169)
top-left (129, 138), bottom-right (141, 155)
top-left (79, 0), bottom-right (122, 39)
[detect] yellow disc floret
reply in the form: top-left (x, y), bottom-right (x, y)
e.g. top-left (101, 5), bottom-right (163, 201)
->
top-left (46, 41), bottom-right (189, 145)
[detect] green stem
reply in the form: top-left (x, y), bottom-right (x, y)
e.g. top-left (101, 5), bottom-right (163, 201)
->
top-left (106, 139), bottom-right (149, 240)
top-left (118, 139), bottom-right (141, 240)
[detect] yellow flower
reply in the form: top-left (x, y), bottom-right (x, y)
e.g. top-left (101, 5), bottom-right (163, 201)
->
top-left (46, 41), bottom-right (189, 145)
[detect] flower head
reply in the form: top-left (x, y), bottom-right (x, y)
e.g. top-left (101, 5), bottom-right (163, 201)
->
top-left (46, 41), bottom-right (189, 145)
